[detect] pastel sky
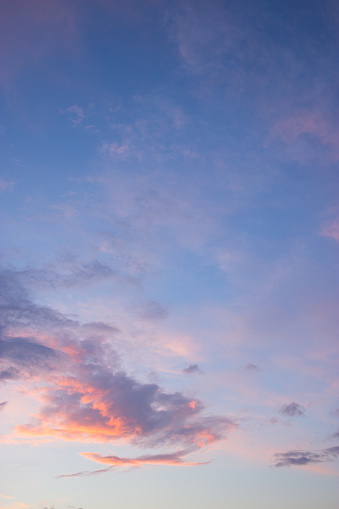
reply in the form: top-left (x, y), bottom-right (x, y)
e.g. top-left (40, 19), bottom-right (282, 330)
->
top-left (1, 0), bottom-right (339, 508)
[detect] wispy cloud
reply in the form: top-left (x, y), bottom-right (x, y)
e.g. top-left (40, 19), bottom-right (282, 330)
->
top-left (136, 301), bottom-right (169, 321)
top-left (0, 179), bottom-right (15, 192)
top-left (320, 220), bottom-right (339, 242)
top-left (81, 448), bottom-right (207, 468)
top-left (58, 449), bottom-right (209, 478)
top-left (64, 105), bottom-right (85, 127)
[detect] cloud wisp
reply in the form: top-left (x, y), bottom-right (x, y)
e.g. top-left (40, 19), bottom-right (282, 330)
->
top-left (58, 449), bottom-right (209, 478)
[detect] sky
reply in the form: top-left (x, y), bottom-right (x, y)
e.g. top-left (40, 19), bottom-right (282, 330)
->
top-left (1, 0), bottom-right (339, 507)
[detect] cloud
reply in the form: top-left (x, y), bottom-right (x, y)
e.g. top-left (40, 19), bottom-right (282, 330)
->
top-left (81, 449), bottom-right (208, 468)
top-left (0, 179), bottom-right (15, 193)
top-left (80, 322), bottom-right (120, 334)
top-left (0, 401), bottom-right (8, 410)
top-left (274, 446), bottom-right (339, 468)
top-left (0, 367), bottom-right (20, 381)
top-left (244, 363), bottom-right (259, 372)
top-left (183, 364), bottom-right (203, 375)
top-left (58, 449), bottom-right (209, 477)
top-left (279, 402), bottom-right (305, 417)
top-left (168, 1), bottom-right (245, 76)
top-left (64, 105), bottom-right (85, 127)
top-left (1, 267), bottom-right (235, 464)
top-left (265, 109), bottom-right (339, 163)
top-left (10, 260), bottom-right (118, 291)
top-left (320, 220), bottom-right (339, 242)
top-left (0, 337), bottom-right (57, 365)
top-left (16, 364), bottom-right (234, 448)
top-left (0, 269), bottom-right (78, 331)
top-left (136, 301), bottom-right (169, 321)
top-left (0, 336), bottom-right (60, 381)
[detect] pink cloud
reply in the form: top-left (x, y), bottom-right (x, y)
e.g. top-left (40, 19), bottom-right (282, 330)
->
top-left (320, 220), bottom-right (339, 242)
top-left (266, 109), bottom-right (339, 161)
top-left (80, 449), bottom-right (207, 468)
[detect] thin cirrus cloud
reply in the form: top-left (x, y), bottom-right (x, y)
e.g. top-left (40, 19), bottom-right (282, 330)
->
top-left (58, 449), bottom-right (209, 478)
top-left (81, 449), bottom-right (208, 468)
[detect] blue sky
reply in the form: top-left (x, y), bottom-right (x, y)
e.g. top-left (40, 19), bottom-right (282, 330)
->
top-left (1, 1), bottom-right (339, 508)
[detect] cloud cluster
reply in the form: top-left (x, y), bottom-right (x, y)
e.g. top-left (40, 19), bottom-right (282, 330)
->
top-left (0, 267), bottom-right (235, 470)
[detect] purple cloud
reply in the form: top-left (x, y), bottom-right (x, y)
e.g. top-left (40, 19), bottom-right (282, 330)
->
top-left (274, 446), bottom-right (339, 468)
top-left (245, 363), bottom-right (260, 372)
top-left (279, 402), bottom-right (305, 417)
top-left (1, 267), bottom-right (235, 465)
top-left (183, 363), bottom-right (204, 375)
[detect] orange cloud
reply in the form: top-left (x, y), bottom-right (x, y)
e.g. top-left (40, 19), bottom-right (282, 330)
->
top-left (80, 450), bottom-right (207, 468)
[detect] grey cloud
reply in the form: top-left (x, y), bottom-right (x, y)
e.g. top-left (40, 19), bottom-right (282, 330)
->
top-left (279, 402), bottom-right (305, 417)
top-left (57, 467), bottom-right (116, 479)
top-left (245, 363), bottom-right (259, 371)
top-left (274, 446), bottom-right (339, 468)
top-left (183, 363), bottom-right (203, 374)
top-left (0, 401), bottom-right (8, 410)
top-left (0, 337), bottom-right (57, 364)
top-left (0, 366), bottom-right (20, 381)
top-left (0, 270), bottom-right (77, 331)
top-left (0, 336), bottom-right (60, 381)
